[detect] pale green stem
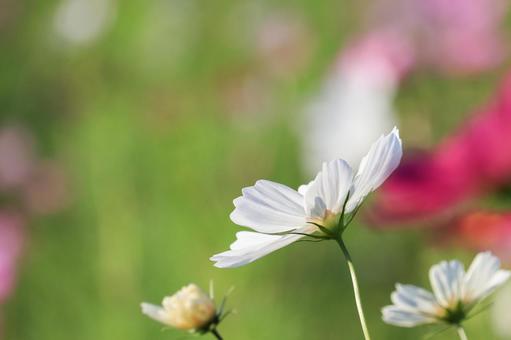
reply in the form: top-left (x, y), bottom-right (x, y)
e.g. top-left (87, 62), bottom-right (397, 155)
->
top-left (336, 238), bottom-right (372, 340)
top-left (457, 326), bottom-right (468, 340)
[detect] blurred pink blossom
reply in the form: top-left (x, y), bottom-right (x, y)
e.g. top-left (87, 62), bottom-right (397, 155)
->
top-left (0, 213), bottom-right (24, 303)
top-left (0, 123), bottom-right (70, 216)
top-left (339, 31), bottom-right (415, 80)
top-left (369, 0), bottom-right (508, 74)
top-left (370, 73), bottom-right (511, 223)
top-left (0, 123), bottom-right (70, 309)
top-left (414, 0), bottom-right (508, 74)
top-left (444, 212), bottom-right (511, 262)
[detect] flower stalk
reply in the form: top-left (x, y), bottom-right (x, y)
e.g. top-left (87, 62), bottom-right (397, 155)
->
top-left (336, 237), bottom-right (372, 340)
top-left (211, 328), bottom-right (224, 340)
top-left (457, 326), bottom-right (468, 340)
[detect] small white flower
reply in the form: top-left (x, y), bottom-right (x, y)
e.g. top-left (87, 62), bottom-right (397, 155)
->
top-left (141, 284), bottom-right (217, 331)
top-left (211, 128), bottom-right (402, 268)
top-left (382, 251), bottom-right (511, 328)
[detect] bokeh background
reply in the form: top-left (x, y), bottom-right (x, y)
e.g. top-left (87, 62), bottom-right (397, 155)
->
top-left (1, 0), bottom-right (511, 339)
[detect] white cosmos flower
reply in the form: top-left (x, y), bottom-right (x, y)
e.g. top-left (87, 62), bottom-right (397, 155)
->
top-left (211, 128), bottom-right (402, 268)
top-left (141, 284), bottom-right (217, 331)
top-left (382, 251), bottom-right (511, 328)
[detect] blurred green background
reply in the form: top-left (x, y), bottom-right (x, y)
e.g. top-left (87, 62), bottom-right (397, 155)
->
top-left (1, 0), bottom-right (510, 339)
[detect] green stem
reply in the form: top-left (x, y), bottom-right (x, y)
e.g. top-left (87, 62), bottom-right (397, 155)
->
top-left (457, 326), bottom-right (468, 340)
top-left (336, 238), bottom-right (372, 340)
top-left (210, 328), bottom-right (223, 340)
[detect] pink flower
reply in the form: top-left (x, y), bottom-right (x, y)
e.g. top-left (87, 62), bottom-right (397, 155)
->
top-left (370, 72), bottom-right (511, 223)
top-left (368, 0), bottom-right (508, 74)
top-left (339, 31), bottom-right (415, 81)
top-left (415, 0), bottom-right (508, 74)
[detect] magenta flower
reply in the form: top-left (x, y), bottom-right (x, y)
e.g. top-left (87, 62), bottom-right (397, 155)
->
top-left (370, 73), bottom-right (511, 223)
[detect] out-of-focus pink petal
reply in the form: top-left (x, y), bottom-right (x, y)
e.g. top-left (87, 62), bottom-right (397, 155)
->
top-left (340, 31), bottom-right (415, 81)
top-left (367, 0), bottom-right (508, 74)
top-left (415, 0), bottom-right (508, 74)
top-left (370, 73), bottom-right (511, 223)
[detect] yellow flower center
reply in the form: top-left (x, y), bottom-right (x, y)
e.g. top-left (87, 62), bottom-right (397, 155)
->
top-left (309, 210), bottom-right (341, 232)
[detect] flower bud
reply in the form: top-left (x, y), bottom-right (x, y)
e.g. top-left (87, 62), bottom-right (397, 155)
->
top-left (141, 283), bottom-right (217, 331)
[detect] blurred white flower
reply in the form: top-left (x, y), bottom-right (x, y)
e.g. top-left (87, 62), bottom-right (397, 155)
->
top-left (53, 0), bottom-right (116, 45)
top-left (382, 251), bottom-right (511, 328)
top-left (301, 33), bottom-right (411, 174)
top-left (211, 128), bottom-right (401, 268)
top-left (141, 284), bottom-right (217, 331)
top-left (303, 65), bottom-right (396, 173)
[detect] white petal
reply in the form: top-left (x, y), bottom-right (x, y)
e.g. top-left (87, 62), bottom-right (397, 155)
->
top-left (298, 181), bottom-right (313, 196)
top-left (304, 159), bottom-right (353, 218)
top-left (210, 226), bottom-right (316, 268)
top-left (429, 260), bottom-right (465, 309)
top-left (230, 180), bottom-right (307, 233)
top-left (228, 231), bottom-right (282, 250)
top-left (346, 127), bottom-right (402, 212)
top-left (382, 305), bottom-right (436, 328)
top-left (391, 284), bottom-right (442, 317)
top-left (463, 251), bottom-right (511, 304)
top-left (141, 303), bottom-right (169, 324)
